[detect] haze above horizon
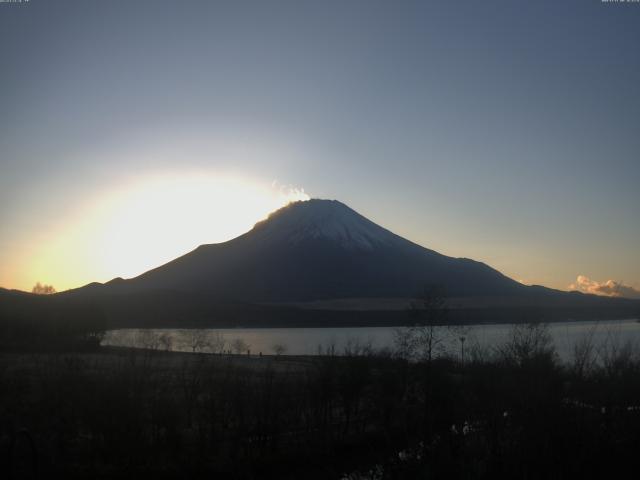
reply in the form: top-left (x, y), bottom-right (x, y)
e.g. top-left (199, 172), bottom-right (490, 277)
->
top-left (0, 0), bottom-right (638, 296)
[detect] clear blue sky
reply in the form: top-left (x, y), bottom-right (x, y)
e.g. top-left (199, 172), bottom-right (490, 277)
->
top-left (1, 0), bottom-right (638, 293)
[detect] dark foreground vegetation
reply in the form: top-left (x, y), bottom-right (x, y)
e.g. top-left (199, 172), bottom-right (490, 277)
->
top-left (1, 321), bottom-right (640, 480)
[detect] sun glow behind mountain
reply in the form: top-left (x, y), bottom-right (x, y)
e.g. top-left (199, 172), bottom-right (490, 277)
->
top-left (22, 174), bottom-right (309, 292)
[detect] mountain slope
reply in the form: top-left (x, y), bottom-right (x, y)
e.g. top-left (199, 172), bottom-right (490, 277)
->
top-left (85, 199), bottom-right (526, 301)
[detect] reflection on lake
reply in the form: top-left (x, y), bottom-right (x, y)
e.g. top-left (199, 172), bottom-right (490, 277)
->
top-left (102, 319), bottom-right (640, 362)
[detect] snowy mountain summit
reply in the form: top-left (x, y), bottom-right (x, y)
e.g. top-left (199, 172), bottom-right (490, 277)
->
top-left (251, 199), bottom-right (403, 250)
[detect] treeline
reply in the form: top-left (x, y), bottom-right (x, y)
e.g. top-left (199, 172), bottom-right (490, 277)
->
top-left (1, 324), bottom-right (640, 479)
top-left (36, 287), bottom-right (640, 329)
top-left (0, 291), bottom-right (106, 351)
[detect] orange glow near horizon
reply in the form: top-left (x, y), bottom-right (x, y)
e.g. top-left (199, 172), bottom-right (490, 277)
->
top-left (13, 174), bottom-right (309, 293)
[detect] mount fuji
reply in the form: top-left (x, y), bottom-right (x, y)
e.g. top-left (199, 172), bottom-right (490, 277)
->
top-left (55, 198), bottom-right (638, 326)
top-left (83, 199), bottom-right (525, 302)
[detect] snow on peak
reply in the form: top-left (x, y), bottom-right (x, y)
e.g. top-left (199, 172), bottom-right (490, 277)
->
top-left (252, 199), bottom-right (402, 250)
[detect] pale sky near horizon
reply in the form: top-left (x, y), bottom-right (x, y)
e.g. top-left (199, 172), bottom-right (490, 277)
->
top-left (1, 0), bottom-right (639, 295)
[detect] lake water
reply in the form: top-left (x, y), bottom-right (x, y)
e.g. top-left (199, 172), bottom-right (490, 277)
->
top-left (102, 319), bottom-right (640, 363)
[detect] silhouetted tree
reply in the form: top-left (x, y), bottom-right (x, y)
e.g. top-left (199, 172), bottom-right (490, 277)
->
top-left (159, 332), bottom-right (173, 351)
top-left (396, 285), bottom-right (449, 362)
top-left (231, 338), bottom-right (249, 355)
top-left (32, 282), bottom-right (56, 294)
top-left (186, 329), bottom-right (210, 353)
top-left (496, 322), bottom-right (556, 367)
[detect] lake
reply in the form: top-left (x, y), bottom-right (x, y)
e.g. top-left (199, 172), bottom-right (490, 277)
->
top-left (102, 318), bottom-right (640, 362)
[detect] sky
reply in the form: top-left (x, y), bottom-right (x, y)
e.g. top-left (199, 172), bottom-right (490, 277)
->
top-left (0, 0), bottom-right (639, 295)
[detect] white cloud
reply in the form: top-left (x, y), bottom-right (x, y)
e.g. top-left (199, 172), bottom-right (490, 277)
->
top-left (569, 275), bottom-right (640, 299)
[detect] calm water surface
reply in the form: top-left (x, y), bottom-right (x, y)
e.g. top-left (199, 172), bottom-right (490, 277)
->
top-left (103, 319), bottom-right (640, 362)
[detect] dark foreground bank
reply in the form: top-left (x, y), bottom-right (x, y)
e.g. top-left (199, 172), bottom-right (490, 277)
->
top-left (2, 325), bottom-right (640, 480)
